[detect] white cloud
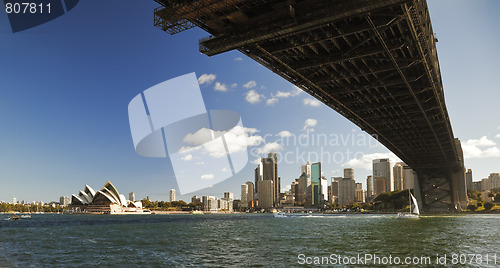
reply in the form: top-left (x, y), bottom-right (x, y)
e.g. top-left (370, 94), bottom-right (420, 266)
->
top-left (495, 134), bottom-right (500, 139)
top-left (266, 97), bottom-right (278, 106)
top-left (230, 83), bottom-right (237, 88)
top-left (255, 142), bottom-right (284, 155)
top-left (222, 167), bottom-right (229, 172)
top-left (181, 126), bottom-right (264, 159)
top-left (234, 57), bottom-right (243, 61)
top-left (198, 74), bottom-right (216, 85)
top-left (462, 136), bottom-right (500, 159)
top-left (278, 130), bottom-right (292, 138)
top-left (181, 154), bottom-right (192, 161)
top-left (342, 152), bottom-right (401, 170)
top-left (275, 87), bottom-right (302, 98)
top-left (243, 80), bottom-right (257, 89)
top-left (214, 82), bottom-right (228, 92)
top-left (245, 90), bottom-right (264, 104)
top-left (252, 158), bottom-right (261, 165)
top-left (303, 98), bottom-right (321, 107)
top-left (464, 136), bottom-right (496, 147)
top-left (195, 161), bottom-right (205, 165)
top-left (303, 118), bottom-right (317, 131)
top-left (201, 174), bottom-right (214, 180)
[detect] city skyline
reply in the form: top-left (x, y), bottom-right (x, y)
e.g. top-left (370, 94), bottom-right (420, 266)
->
top-left (1, 0), bottom-right (500, 202)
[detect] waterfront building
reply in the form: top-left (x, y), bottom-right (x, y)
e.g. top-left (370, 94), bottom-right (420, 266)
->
top-left (191, 195), bottom-right (201, 204)
top-left (202, 196), bottom-right (217, 212)
top-left (338, 178), bottom-right (356, 205)
top-left (373, 158), bottom-right (393, 192)
top-left (261, 152), bottom-right (280, 206)
top-left (257, 180), bottom-right (274, 209)
top-left (12, 198), bottom-right (16, 205)
top-left (69, 181), bottom-right (145, 214)
top-left (355, 183), bottom-right (365, 203)
top-left (254, 163), bottom-right (263, 194)
top-left (169, 189), bottom-right (176, 202)
top-left (301, 161), bottom-right (312, 180)
top-left (393, 162), bottom-right (404, 191)
top-left (366, 175), bottom-right (374, 197)
top-left (295, 173), bottom-right (308, 205)
top-left (472, 181), bottom-right (482, 192)
top-left (344, 168), bottom-right (354, 180)
top-left (59, 196), bottom-right (71, 206)
top-left (240, 184), bottom-right (249, 208)
top-left (246, 181), bottom-right (254, 206)
top-left (320, 177), bottom-right (328, 202)
top-left (466, 169), bottom-right (473, 190)
top-left (489, 173), bottom-right (500, 190)
top-left (374, 177), bottom-right (387, 196)
top-left (402, 163), bottom-right (416, 189)
top-left (310, 162), bottom-right (321, 206)
top-left (129, 192), bottom-right (135, 202)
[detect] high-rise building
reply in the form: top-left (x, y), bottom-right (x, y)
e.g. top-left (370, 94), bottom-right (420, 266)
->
top-left (202, 196), bottom-right (217, 211)
top-left (129, 192), bottom-right (135, 202)
top-left (366, 175), bottom-right (374, 197)
top-left (254, 164), bottom-right (263, 194)
top-left (393, 162), bottom-right (404, 191)
top-left (310, 162), bottom-right (321, 206)
top-left (12, 198), bottom-right (16, 205)
top-left (224, 192), bottom-right (234, 200)
top-left (466, 169), bottom-right (473, 190)
top-left (489, 173), bottom-right (500, 190)
top-left (169, 189), bottom-right (176, 202)
top-left (344, 168), bottom-right (354, 180)
top-left (246, 181), bottom-right (254, 206)
top-left (373, 158), bottom-right (393, 192)
top-left (257, 180), bottom-right (274, 208)
top-left (331, 177), bottom-right (341, 203)
top-left (240, 184), bottom-right (249, 208)
top-left (338, 178), bottom-right (356, 205)
top-left (295, 173), bottom-right (308, 205)
top-left (374, 177), bottom-right (387, 195)
top-left (402, 163), bottom-right (416, 189)
top-left (355, 183), bottom-right (365, 203)
top-left (59, 196), bottom-right (70, 206)
top-left (320, 177), bottom-right (328, 202)
top-left (259, 152), bottom-right (279, 207)
top-left (301, 161), bottom-right (312, 180)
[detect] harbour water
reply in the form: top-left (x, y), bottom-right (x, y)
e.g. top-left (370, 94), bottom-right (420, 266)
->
top-left (1, 214), bottom-right (499, 267)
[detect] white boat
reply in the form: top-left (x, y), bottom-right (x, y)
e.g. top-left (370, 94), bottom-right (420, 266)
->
top-left (397, 191), bottom-right (420, 218)
top-left (274, 212), bottom-right (287, 218)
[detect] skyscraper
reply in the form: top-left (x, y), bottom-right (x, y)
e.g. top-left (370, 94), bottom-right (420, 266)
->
top-left (466, 169), bottom-right (473, 190)
top-left (169, 189), bottom-right (176, 202)
top-left (344, 168), bottom-right (354, 180)
top-left (129, 192), bottom-right (135, 202)
top-left (366, 175), bottom-right (374, 197)
top-left (311, 162), bottom-right (321, 206)
top-left (301, 161), bottom-right (312, 180)
top-left (320, 176), bottom-right (328, 202)
top-left (355, 183), bottom-right (365, 203)
top-left (338, 178), bottom-right (356, 205)
top-left (246, 181), bottom-right (255, 207)
top-left (331, 177), bottom-right (341, 203)
top-left (373, 158), bottom-right (393, 192)
top-left (374, 177), bottom-right (387, 195)
top-left (402, 163), bottom-right (416, 189)
top-left (296, 173), bottom-right (308, 205)
top-left (257, 180), bottom-right (273, 208)
top-left (254, 164), bottom-right (263, 194)
top-left (240, 184), bottom-right (248, 208)
top-left (393, 162), bottom-right (404, 191)
top-left (261, 152), bottom-right (279, 207)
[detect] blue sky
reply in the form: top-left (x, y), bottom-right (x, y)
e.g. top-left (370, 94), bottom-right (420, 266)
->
top-left (0, 0), bottom-right (499, 202)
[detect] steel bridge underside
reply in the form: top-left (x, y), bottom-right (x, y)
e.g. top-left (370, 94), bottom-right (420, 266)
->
top-left (154, 0), bottom-right (468, 212)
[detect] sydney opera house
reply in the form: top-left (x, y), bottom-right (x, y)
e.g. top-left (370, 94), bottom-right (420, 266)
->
top-left (69, 181), bottom-right (148, 214)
